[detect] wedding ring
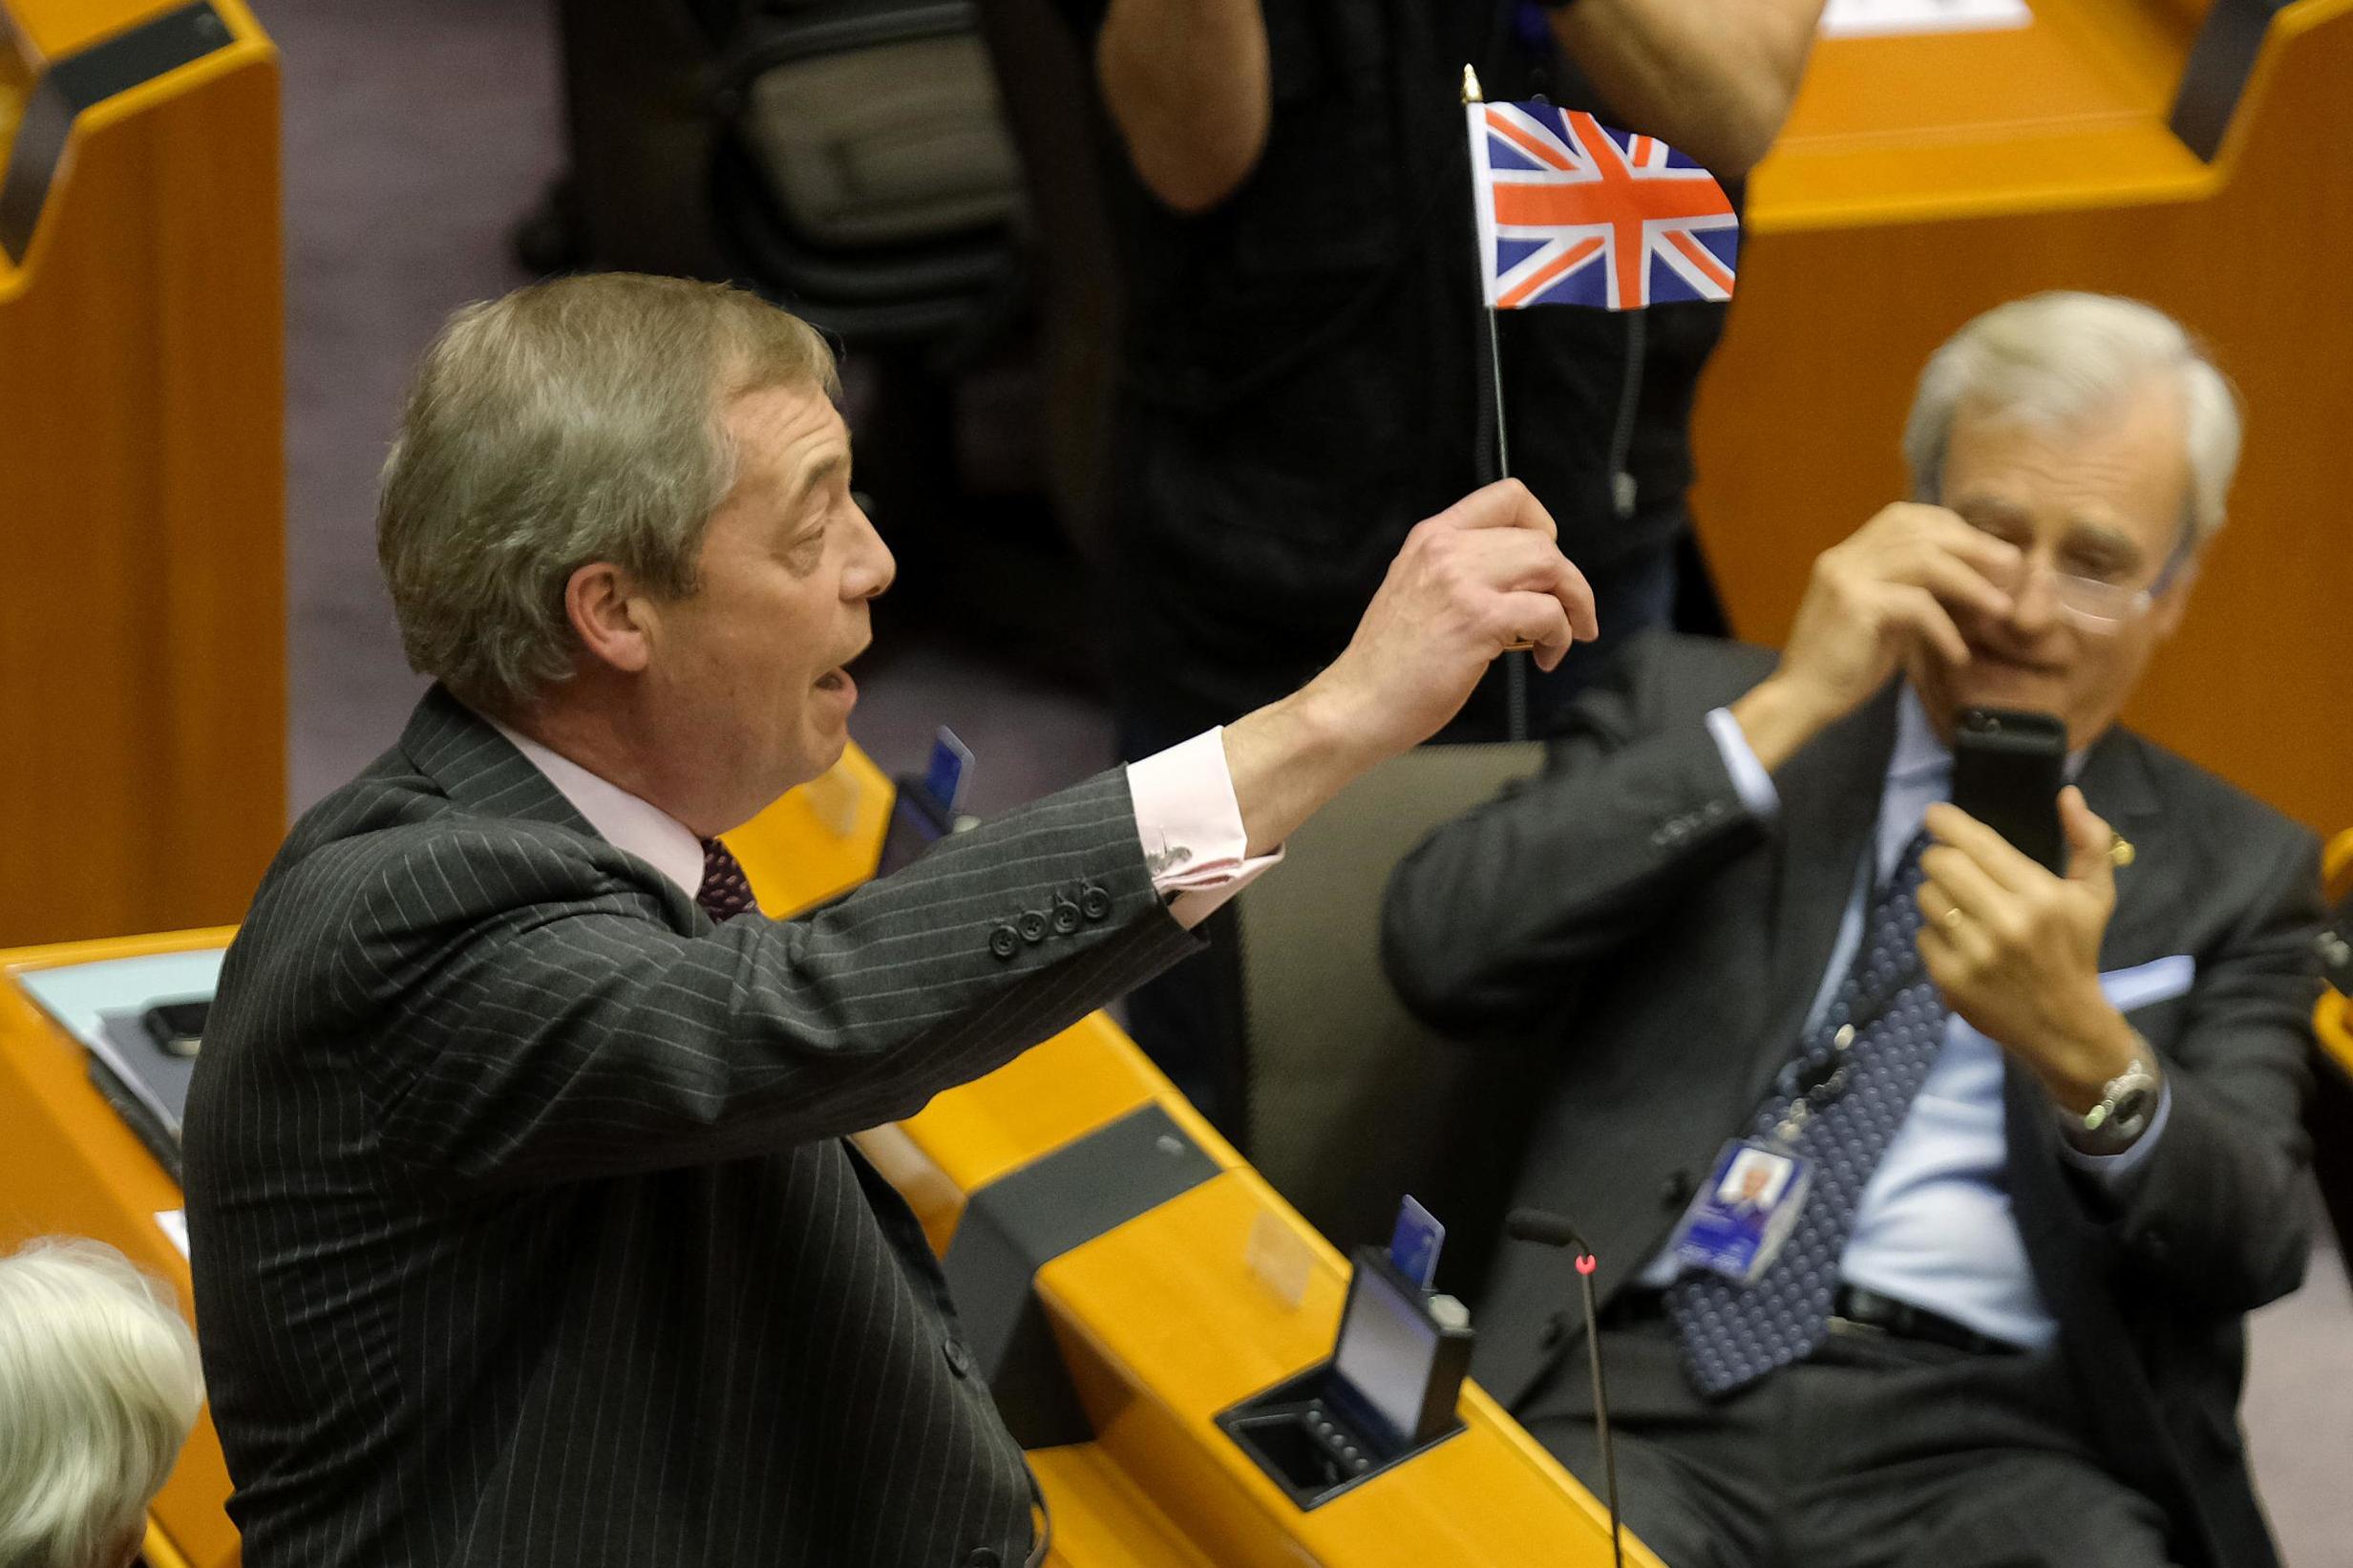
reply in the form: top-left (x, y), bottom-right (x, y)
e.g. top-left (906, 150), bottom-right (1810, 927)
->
top-left (2109, 833), bottom-right (2135, 868)
top-left (1941, 905), bottom-right (1967, 931)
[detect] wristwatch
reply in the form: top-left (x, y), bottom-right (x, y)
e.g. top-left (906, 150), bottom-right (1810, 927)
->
top-left (2072, 1054), bottom-right (2162, 1155)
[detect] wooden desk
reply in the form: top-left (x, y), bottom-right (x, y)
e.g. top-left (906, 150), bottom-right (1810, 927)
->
top-left (1690, 0), bottom-right (2353, 835)
top-left (0, 0), bottom-right (283, 947)
top-left (731, 751), bottom-right (1658, 1566)
top-left (869, 1021), bottom-right (1658, 1568)
top-left (0, 926), bottom-right (242, 1568)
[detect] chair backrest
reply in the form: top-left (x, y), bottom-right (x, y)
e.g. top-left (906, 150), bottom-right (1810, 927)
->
top-left (1235, 743), bottom-right (1545, 1296)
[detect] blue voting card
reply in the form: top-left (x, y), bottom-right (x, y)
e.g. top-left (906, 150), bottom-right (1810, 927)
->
top-left (1388, 1196), bottom-right (1445, 1288)
top-left (1667, 1140), bottom-right (1812, 1282)
top-left (922, 727), bottom-right (975, 816)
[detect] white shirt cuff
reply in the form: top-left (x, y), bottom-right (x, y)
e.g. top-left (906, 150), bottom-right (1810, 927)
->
top-left (1124, 727), bottom-right (1283, 930)
top-left (1706, 706), bottom-right (1782, 823)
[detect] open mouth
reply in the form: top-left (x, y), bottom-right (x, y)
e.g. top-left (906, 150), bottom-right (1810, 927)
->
top-left (814, 642), bottom-right (868, 694)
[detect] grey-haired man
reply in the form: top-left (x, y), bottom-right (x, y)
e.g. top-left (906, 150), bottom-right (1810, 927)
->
top-left (1386, 292), bottom-right (2321, 1568)
top-left (185, 272), bottom-right (1597, 1568)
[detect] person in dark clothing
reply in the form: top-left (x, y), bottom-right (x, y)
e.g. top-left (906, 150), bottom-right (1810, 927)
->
top-left (1059, 0), bottom-right (1826, 1128)
top-left (1384, 294), bottom-right (2318, 1568)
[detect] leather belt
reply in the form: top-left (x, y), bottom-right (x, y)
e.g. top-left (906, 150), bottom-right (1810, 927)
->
top-left (1832, 1285), bottom-right (2025, 1356)
top-left (1601, 1286), bottom-right (2025, 1356)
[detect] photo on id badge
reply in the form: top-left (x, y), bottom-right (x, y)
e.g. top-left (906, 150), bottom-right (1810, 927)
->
top-left (1719, 1146), bottom-right (1792, 1215)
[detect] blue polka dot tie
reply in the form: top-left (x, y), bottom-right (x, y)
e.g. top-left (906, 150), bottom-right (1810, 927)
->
top-left (1667, 827), bottom-right (1948, 1395)
top-left (696, 837), bottom-right (758, 924)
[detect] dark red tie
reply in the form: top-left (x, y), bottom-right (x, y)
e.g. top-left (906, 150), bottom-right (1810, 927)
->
top-left (696, 837), bottom-right (758, 923)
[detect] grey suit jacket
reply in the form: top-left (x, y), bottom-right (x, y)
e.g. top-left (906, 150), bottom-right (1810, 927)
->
top-left (183, 688), bottom-right (1200, 1568)
top-left (1382, 630), bottom-right (2321, 1568)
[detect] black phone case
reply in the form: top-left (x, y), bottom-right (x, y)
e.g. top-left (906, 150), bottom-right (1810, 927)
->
top-left (1950, 708), bottom-right (2067, 873)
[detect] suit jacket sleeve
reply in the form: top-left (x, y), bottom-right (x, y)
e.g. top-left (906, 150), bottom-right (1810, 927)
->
top-left (323, 768), bottom-right (1200, 1191)
top-left (1381, 631), bottom-right (1770, 1038)
top-left (2085, 826), bottom-right (2321, 1316)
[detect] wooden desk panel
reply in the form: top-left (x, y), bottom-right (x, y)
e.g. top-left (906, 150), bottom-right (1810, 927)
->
top-left (1693, 0), bottom-right (2353, 834)
top-left (1, 0), bottom-right (283, 947)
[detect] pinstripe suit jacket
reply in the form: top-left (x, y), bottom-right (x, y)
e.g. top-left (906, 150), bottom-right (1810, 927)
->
top-left (184, 688), bottom-right (1200, 1568)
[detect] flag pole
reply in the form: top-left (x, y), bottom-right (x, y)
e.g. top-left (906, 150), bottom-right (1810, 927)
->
top-left (1463, 65), bottom-right (1531, 744)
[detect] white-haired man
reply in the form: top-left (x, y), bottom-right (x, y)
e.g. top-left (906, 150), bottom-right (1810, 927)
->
top-left (0, 1238), bottom-right (205, 1568)
top-left (182, 272), bottom-right (1596, 1568)
top-left (1385, 292), bottom-right (2321, 1567)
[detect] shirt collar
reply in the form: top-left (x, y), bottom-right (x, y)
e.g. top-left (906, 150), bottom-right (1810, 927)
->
top-left (485, 716), bottom-right (708, 898)
top-left (1889, 685), bottom-right (1951, 787)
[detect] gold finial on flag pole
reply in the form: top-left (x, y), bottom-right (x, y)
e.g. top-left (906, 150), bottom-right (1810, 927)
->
top-left (1463, 64), bottom-right (1484, 105)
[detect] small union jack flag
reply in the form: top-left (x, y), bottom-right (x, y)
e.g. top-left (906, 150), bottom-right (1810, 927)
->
top-left (1469, 101), bottom-right (1738, 311)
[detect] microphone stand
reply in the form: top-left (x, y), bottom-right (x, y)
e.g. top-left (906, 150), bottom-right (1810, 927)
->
top-left (1574, 1249), bottom-right (1622, 1568)
top-left (1507, 1209), bottom-right (1623, 1568)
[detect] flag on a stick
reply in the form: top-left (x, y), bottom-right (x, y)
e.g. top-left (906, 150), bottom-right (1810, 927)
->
top-left (1468, 100), bottom-right (1738, 312)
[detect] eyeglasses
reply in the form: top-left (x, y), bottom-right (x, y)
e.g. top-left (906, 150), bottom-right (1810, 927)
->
top-left (1975, 519), bottom-right (2195, 634)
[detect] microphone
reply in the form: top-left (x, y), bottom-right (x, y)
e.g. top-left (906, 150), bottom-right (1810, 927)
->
top-left (1505, 1207), bottom-right (1591, 1251)
top-left (1504, 1206), bottom-right (1622, 1568)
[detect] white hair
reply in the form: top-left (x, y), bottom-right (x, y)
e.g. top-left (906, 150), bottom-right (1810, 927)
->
top-left (0, 1240), bottom-right (203, 1568)
top-left (1903, 291), bottom-right (2242, 547)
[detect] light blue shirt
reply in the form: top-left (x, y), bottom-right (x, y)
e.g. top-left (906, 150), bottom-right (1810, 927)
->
top-left (1640, 689), bottom-right (2171, 1349)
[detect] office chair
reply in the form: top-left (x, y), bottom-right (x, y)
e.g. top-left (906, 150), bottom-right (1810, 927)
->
top-left (1233, 743), bottom-right (1546, 1300)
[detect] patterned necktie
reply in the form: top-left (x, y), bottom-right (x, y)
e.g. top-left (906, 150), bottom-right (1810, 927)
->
top-left (696, 837), bottom-right (757, 924)
top-left (1668, 827), bottom-right (1949, 1395)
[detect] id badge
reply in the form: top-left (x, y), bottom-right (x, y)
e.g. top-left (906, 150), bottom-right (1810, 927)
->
top-left (1665, 1139), bottom-right (1812, 1282)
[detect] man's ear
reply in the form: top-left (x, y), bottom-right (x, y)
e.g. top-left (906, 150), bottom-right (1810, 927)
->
top-left (564, 562), bottom-right (655, 674)
top-left (2150, 559), bottom-right (2198, 640)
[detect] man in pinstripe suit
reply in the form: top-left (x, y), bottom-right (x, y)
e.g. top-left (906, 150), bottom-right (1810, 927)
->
top-left (181, 273), bottom-right (1598, 1567)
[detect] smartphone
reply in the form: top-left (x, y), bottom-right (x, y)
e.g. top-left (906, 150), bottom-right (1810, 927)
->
top-left (1950, 708), bottom-right (2067, 873)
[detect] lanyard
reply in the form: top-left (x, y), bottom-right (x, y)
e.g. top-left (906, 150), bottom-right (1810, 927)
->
top-left (1767, 948), bottom-right (1929, 1144)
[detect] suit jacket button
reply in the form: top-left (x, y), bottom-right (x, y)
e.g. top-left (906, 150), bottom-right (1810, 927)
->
top-left (1018, 909), bottom-right (1049, 944)
top-left (1051, 898), bottom-right (1081, 935)
top-left (1661, 1170), bottom-right (1694, 1206)
top-left (1539, 1311), bottom-right (1569, 1348)
top-left (1080, 885), bottom-right (1113, 921)
top-left (988, 925), bottom-right (1019, 960)
top-left (943, 1339), bottom-right (973, 1378)
top-left (965, 1550), bottom-right (1001, 1568)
